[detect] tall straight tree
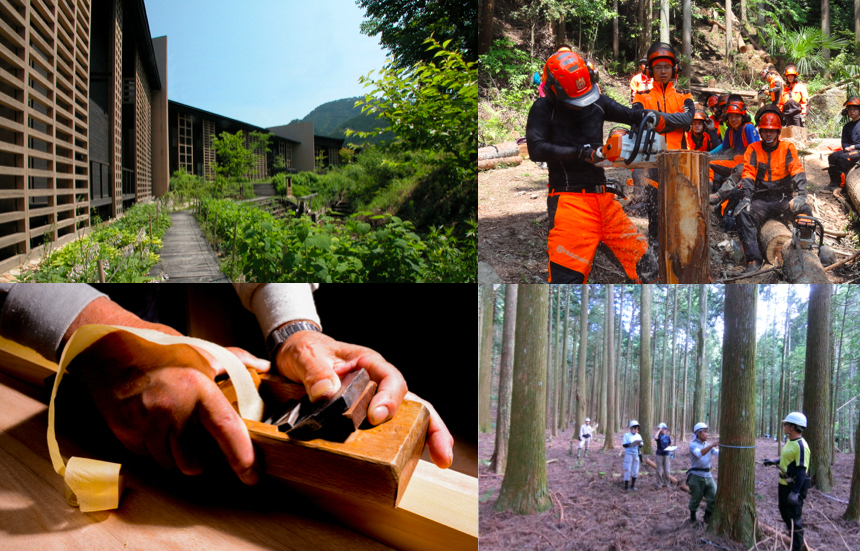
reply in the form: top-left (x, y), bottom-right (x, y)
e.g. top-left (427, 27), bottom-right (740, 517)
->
top-left (693, 284), bottom-right (708, 428)
top-left (709, 285), bottom-right (758, 547)
top-left (495, 285), bottom-right (551, 515)
top-left (845, 401), bottom-right (860, 519)
top-left (490, 284), bottom-right (518, 475)
top-left (680, 287), bottom-right (692, 442)
top-left (803, 284), bottom-right (834, 491)
top-left (478, 0), bottom-right (494, 56)
top-left (777, 302), bottom-right (789, 456)
top-left (575, 285), bottom-right (590, 431)
top-left (659, 288), bottom-right (670, 424)
top-left (559, 286), bottom-right (572, 430)
top-left (669, 287), bottom-right (678, 433)
top-left (479, 284), bottom-right (495, 432)
top-left (659, 0), bottom-right (669, 43)
top-left (603, 285), bottom-right (616, 450)
top-left (682, 0), bottom-right (691, 81)
top-left (725, 0), bottom-right (732, 61)
top-left (639, 285), bottom-right (653, 455)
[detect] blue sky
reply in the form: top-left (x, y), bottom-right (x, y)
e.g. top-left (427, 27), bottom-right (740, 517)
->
top-left (144, 0), bottom-right (390, 127)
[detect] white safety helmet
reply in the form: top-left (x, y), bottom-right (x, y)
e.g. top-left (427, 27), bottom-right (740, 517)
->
top-left (657, 423), bottom-right (668, 430)
top-left (693, 422), bottom-right (709, 434)
top-left (585, 417), bottom-right (591, 423)
top-left (783, 412), bottom-right (807, 429)
top-left (629, 419), bottom-right (640, 428)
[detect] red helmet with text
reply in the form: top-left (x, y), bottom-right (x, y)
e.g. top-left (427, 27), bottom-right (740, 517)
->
top-left (543, 49), bottom-right (600, 107)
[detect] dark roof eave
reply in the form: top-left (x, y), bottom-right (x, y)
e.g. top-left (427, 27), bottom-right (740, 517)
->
top-left (168, 100), bottom-right (300, 144)
top-left (129, 0), bottom-right (162, 90)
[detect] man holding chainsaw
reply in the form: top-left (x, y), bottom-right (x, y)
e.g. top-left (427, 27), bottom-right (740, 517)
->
top-left (763, 412), bottom-right (811, 551)
top-left (827, 97), bottom-right (860, 188)
top-left (733, 105), bottom-right (812, 273)
top-left (631, 41), bottom-right (695, 243)
top-left (526, 47), bottom-right (680, 283)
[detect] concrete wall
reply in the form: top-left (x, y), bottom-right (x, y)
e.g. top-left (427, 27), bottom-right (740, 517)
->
top-left (267, 122), bottom-right (315, 173)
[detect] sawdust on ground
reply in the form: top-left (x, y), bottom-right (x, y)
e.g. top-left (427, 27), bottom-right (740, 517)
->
top-left (480, 424), bottom-right (860, 551)
top-left (478, 139), bottom-right (860, 283)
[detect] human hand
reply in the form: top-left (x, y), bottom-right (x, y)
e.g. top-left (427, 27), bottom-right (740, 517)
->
top-left (790, 195), bottom-right (806, 213)
top-left (788, 491), bottom-right (799, 506)
top-left (69, 330), bottom-right (270, 485)
top-left (763, 459), bottom-right (778, 467)
top-left (736, 198), bottom-right (751, 214)
top-left (273, 329), bottom-right (455, 468)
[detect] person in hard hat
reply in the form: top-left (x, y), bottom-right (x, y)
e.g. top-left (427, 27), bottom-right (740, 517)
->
top-left (526, 47), bottom-right (677, 283)
top-left (706, 95), bottom-right (723, 140)
top-left (714, 93), bottom-right (730, 138)
top-left (827, 97), bottom-right (860, 188)
top-left (688, 422), bottom-right (720, 524)
top-left (630, 58), bottom-right (653, 103)
top-left (763, 412), bottom-right (811, 551)
top-left (577, 417), bottom-right (593, 458)
top-left (731, 105), bottom-right (812, 273)
top-left (683, 110), bottom-right (719, 152)
top-left (778, 64), bottom-right (808, 127)
top-left (761, 64), bottom-right (784, 106)
top-left (709, 98), bottom-right (760, 192)
top-left (632, 41), bottom-right (695, 244)
top-left (653, 422), bottom-right (673, 489)
top-left (622, 420), bottom-right (644, 490)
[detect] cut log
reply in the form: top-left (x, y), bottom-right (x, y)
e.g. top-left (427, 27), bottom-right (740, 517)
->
top-left (478, 156), bottom-right (522, 170)
top-left (657, 151), bottom-right (710, 283)
top-left (780, 241), bottom-right (831, 283)
top-left (759, 219), bottom-right (792, 265)
top-left (518, 142), bottom-right (529, 158)
top-left (845, 165), bottom-right (860, 212)
top-left (478, 142), bottom-right (520, 161)
top-left (737, 32), bottom-right (746, 53)
top-left (642, 457), bottom-right (690, 493)
top-left (694, 87), bottom-right (757, 98)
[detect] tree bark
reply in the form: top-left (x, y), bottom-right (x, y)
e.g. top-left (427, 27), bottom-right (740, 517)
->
top-left (604, 285), bottom-right (616, 450)
top-left (856, 0), bottom-right (860, 49)
top-left (639, 286), bottom-right (653, 455)
top-left (660, 289), bottom-right (670, 424)
top-left (803, 284), bottom-right (834, 491)
top-left (670, 287), bottom-right (678, 434)
top-left (725, 0), bottom-right (733, 62)
top-left (822, 0), bottom-right (831, 75)
top-left (545, 288), bottom-right (553, 431)
top-left (479, 285), bottom-right (495, 433)
top-left (693, 284), bottom-right (708, 428)
top-left (576, 285), bottom-right (590, 432)
top-left (660, 0), bottom-right (669, 43)
top-left (613, 0), bottom-right (619, 58)
top-left (490, 284), bottom-right (518, 474)
top-left (494, 285), bottom-right (552, 515)
top-left (559, 286), bottom-right (572, 430)
top-left (832, 287), bottom-right (849, 461)
top-left (778, 302), bottom-right (789, 456)
top-left (682, 0), bottom-right (691, 81)
top-left (844, 402), bottom-right (860, 519)
top-left (709, 285), bottom-right (759, 547)
top-left (478, 0), bottom-right (495, 56)
top-left (681, 287), bottom-right (692, 442)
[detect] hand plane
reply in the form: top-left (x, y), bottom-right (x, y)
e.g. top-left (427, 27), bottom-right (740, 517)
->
top-left (265, 368), bottom-right (378, 441)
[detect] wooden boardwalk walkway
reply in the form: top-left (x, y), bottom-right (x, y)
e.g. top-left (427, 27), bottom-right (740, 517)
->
top-left (149, 211), bottom-right (229, 282)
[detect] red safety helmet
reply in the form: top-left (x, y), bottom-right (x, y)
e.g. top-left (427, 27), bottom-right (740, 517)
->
top-left (707, 95), bottom-right (719, 109)
top-left (717, 94), bottom-right (730, 109)
top-left (645, 42), bottom-right (679, 78)
top-left (725, 100), bottom-right (747, 116)
top-left (784, 64), bottom-right (799, 77)
top-left (693, 109), bottom-right (708, 121)
top-left (841, 97), bottom-right (860, 116)
top-left (543, 49), bottom-right (600, 107)
top-left (758, 112), bottom-right (783, 130)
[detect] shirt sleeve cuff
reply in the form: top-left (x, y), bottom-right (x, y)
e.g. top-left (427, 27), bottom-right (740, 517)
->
top-left (240, 284), bottom-right (321, 339)
top-left (0, 283), bottom-right (107, 362)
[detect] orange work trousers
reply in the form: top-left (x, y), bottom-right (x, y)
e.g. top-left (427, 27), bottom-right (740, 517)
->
top-left (547, 191), bottom-right (649, 282)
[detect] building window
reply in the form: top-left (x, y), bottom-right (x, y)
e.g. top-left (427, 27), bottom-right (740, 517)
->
top-left (202, 119), bottom-right (216, 181)
top-left (178, 112), bottom-right (193, 174)
top-left (278, 141), bottom-right (292, 169)
top-left (314, 145), bottom-right (327, 168)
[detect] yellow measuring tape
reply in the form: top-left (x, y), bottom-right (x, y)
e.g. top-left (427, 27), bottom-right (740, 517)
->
top-left (46, 325), bottom-right (265, 512)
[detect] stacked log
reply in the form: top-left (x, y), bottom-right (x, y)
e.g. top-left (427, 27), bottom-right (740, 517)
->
top-left (478, 141), bottom-right (523, 171)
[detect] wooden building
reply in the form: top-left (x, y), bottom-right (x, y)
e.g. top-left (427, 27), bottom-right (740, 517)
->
top-left (0, 0), bottom-right (168, 274)
top-left (267, 121), bottom-right (345, 173)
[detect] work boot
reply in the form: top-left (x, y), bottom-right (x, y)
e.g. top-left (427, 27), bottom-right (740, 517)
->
top-left (577, 449), bottom-right (581, 458)
top-left (631, 477), bottom-right (637, 491)
top-left (745, 259), bottom-right (762, 273)
top-left (689, 511), bottom-right (697, 524)
top-left (584, 449), bottom-right (588, 457)
top-left (624, 481), bottom-right (629, 491)
top-left (635, 247), bottom-right (659, 283)
top-left (703, 511), bottom-right (712, 524)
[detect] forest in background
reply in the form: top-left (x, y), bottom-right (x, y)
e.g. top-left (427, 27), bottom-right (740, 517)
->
top-left (479, 284), bottom-right (860, 550)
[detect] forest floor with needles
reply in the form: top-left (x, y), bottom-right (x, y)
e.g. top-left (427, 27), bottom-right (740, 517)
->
top-left (479, 420), bottom-right (860, 551)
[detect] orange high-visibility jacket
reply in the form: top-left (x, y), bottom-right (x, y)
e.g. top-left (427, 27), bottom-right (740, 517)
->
top-left (739, 140), bottom-right (807, 198)
top-left (632, 81), bottom-right (694, 150)
top-left (629, 73), bottom-right (652, 96)
top-left (765, 73), bottom-right (783, 103)
top-left (778, 81), bottom-right (808, 115)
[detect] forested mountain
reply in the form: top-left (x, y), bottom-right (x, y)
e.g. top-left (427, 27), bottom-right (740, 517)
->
top-left (291, 97), bottom-right (362, 137)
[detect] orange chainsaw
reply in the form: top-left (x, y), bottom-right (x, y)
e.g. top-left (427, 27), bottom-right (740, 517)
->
top-left (603, 112), bottom-right (666, 165)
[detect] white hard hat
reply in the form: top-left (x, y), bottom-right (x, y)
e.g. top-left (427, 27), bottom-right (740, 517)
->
top-left (783, 412), bottom-right (807, 429)
top-left (657, 423), bottom-right (667, 429)
top-left (585, 417), bottom-right (591, 422)
top-left (629, 419), bottom-right (640, 428)
top-left (693, 422), bottom-right (709, 433)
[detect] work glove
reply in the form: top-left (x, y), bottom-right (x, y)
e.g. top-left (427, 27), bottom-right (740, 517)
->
top-left (736, 197), bottom-right (751, 214)
top-left (762, 459), bottom-right (778, 467)
top-left (790, 195), bottom-right (806, 213)
top-left (575, 145), bottom-right (604, 164)
top-left (788, 491), bottom-right (800, 506)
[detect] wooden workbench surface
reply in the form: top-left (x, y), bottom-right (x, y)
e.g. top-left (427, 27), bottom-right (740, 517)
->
top-left (0, 369), bottom-right (395, 551)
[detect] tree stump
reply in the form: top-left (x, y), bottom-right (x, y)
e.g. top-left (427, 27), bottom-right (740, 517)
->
top-left (845, 165), bottom-right (860, 212)
top-left (657, 151), bottom-right (710, 282)
top-left (758, 219), bottom-right (792, 265)
top-left (780, 241), bottom-right (830, 283)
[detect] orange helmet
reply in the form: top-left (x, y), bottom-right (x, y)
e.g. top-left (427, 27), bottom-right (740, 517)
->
top-left (645, 42), bottom-right (679, 78)
top-left (845, 97), bottom-right (860, 108)
top-left (725, 100), bottom-right (747, 116)
top-left (784, 64), bottom-right (798, 77)
top-left (707, 95), bottom-right (718, 109)
top-left (758, 112), bottom-right (783, 130)
top-left (717, 94), bottom-right (730, 109)
top-left (693, 109), bottom-right (707, 121)
top-left (543, 50), bottom-right (600, 107)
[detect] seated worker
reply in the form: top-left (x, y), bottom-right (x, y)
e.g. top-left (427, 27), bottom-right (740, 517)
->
top-left (683, 109), bottom-right (719, 151)
top-left (0, 284), bottom-right (454, 483)
top-left (709, 99), bottom-right (760, 191)
top-left (778, 64), bottom-right (808, 127)
top-left (715, 93), bottom-right (730, 137)
top-left (629, 58), bottom-right (653, 104)
top-left (526, 47), bottom-right (682, 283)
top-left (632, 41), bottom-right (694, 243)
top-left (706, 95), bottom-right (722, 140)
top-left (734, 105), bottom-right (813, 272)
top-left (761, 64), bottom-right (783, 106)
top-left (827, 97), bottom-right (860, 188)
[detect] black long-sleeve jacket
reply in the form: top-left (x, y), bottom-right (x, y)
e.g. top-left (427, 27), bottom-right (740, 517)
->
top-left (841, 119), bottom-right (860, 150)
